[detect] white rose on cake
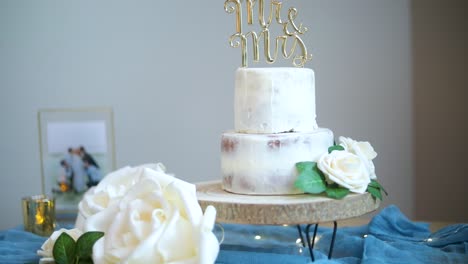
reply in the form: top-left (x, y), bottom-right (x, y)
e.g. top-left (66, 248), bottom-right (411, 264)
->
top-left (317, 150), bottom-right (371, 194)
top-left (339, 136), bottom-right (378, 179)
top-left (83, 165), bottom-right (219, 264)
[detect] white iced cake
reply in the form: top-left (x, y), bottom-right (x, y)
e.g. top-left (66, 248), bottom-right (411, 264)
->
top-left (221, 67), bottom-right (334, 195)
top-left (235, 67), bottom-right (318, 133)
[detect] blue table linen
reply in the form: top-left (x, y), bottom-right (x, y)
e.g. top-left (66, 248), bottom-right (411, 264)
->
top-left (0, 205), bottom-right (467, 264)
top-left (0, 226), bottom-right (45, 263)
top-left (216, 205), bottom-right (468, 263)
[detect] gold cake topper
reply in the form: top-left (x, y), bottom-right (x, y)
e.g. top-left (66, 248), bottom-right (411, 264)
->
top-left (225, 0), bottom-right (312, 67)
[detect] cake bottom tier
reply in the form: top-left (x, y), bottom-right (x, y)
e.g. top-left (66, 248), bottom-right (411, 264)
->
top-left (221, 128), bottom-right (334, 195)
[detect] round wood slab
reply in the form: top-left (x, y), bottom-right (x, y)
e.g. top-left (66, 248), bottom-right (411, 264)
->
top-left (197, 181), bottom-right (380, 225)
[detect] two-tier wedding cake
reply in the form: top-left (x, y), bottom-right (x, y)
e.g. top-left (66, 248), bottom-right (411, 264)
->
top-left (219, 0), bottom-right (383, 201)
top-left (221, 67), bottom-right (334, 194)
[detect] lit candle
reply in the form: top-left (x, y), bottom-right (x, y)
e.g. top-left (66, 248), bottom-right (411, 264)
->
top-left (22, 195), bottom-right (56, 236)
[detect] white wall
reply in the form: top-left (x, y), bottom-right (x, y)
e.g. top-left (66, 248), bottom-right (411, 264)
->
top-left (0, 0), bottom-right (411, 229)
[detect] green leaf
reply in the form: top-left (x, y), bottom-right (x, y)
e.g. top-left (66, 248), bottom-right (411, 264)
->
top-left (294, 162), bottom-right (326, 194)
top-left (325, 185), bottom-right (350, 199)
top-left (295, 161), bottom-right (315, 173)
top-left (369, 180), bottom-right (388, 196)
top-left (76, 231), bottom-right (104, 260)
top-left (367, 186), bottom-right (383, 201)
top-left (77, 259), bottom-right (94, 264)
top-left (53, 232), bottom-right (76, 264)
top-left (328, 145), bottom-right (345, 153)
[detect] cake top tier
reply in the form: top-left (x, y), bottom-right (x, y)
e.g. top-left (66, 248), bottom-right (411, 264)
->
top-left (234, 67), bottom-right (317, 134)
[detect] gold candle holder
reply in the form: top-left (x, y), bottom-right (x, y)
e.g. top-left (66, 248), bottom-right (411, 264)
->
top-left (22, 195), bottom-right (56, 236)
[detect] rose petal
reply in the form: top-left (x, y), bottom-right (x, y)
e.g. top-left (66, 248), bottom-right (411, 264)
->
top-left (157, 209), bottom-right (196, 262)
top-left (339, 136), bottom-right (378, 180)
top-left (128, 199), bottom-right (153, 240)
top-left (164, 180), bottom-right (203, 227)
top-left (94, 166), bottom-right (134, 193)
top-left (144, 168), bottom-right (176, 189)
top-left (318, 151), bottom-right (370, 194)
top-left (136, 163), bottom-right (167, 173)
top-left (198, 206), bottom-right (219, 264)
top-left (92, 237), bottom-right (106, 263)
top-left (198, 231), bottom-right (220, 264)
top-left (357, 141), bottom-right (377, 160)
top-left (201, 206), bottom-right (216, 232)
top-left (84, 204), bottom-right (119, 232)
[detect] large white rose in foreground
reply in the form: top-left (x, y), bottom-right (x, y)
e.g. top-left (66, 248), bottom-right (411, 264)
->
top-left (83, 166), bottom-right (219, 264)
top-left (317, 150), bottom-right (371, 194)
top-left (339, 137), bottom-right (378, 179)
top-left (75, 163), bottom-right (167, 230)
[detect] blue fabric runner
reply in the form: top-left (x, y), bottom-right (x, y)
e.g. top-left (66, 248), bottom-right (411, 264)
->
top-left (1, 205), bottom-right (467, 264)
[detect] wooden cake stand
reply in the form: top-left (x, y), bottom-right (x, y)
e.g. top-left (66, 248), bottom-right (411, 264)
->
top-left (196, 181), bottom-right (380, 261)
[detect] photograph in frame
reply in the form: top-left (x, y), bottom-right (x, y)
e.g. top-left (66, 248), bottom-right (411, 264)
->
top-left (38, 108), bottom-right (116, 221)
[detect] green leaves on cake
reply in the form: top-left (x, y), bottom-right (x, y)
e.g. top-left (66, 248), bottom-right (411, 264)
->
top-left (294, 137), bottom-right (387, 200)
top-left (294, 161), bottom-right (350, 199)
top-left (294, 162), bottom-right (327, 194)
top-left (367, 179), bottom-right (388, 201)
top-left (327, 145), bottom-right (345, 153)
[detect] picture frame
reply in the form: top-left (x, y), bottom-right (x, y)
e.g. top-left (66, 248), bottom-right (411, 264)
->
top-left (38, 108), bottom-right (116, 221)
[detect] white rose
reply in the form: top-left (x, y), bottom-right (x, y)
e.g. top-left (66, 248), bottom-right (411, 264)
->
top-left (317, 150), bottom-right (371, 194)
top-left (84, 167), bottom-right (219, 264)
top-left (339, 136), bottom-right (377, 179)
top-left (37, 228), bottom-right (83, 258)
top-left (75, 163), bottom-right (167, 230)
